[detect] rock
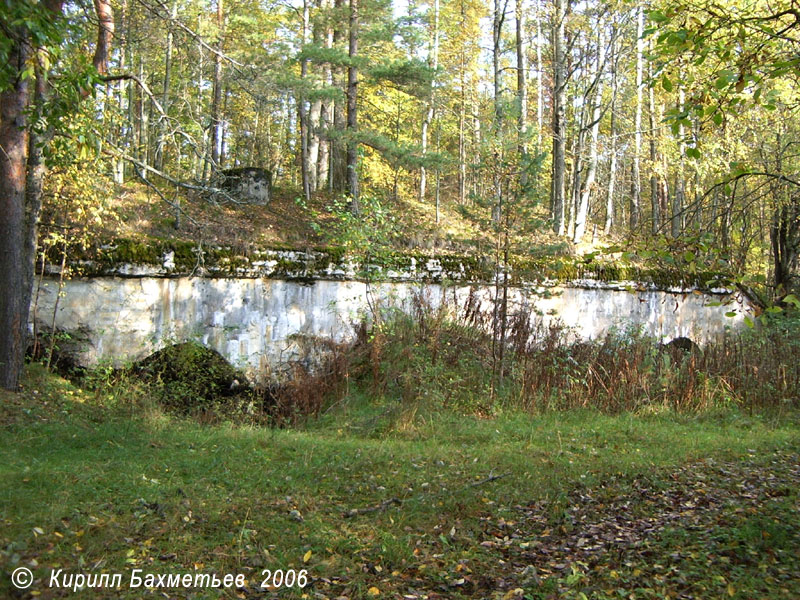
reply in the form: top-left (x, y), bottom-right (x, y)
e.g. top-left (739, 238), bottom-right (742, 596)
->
top-left (662, 336), bottom-right (699, 353)
top-left (218, 167), bottom-right (272, 205)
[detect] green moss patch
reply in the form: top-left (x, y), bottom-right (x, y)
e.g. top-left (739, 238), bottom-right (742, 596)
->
top-left (43, 237), bottom-right (732, 291)
top-left (132, 342), bottom-right (249, 413)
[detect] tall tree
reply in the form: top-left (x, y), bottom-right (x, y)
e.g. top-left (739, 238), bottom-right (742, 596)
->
top-left (0, 0), bottom-right (113, 390)
top-left (630, 5), bottom-right (643, 231)
top-left (551, 0), bottom-right (568, 235)
top-left (515, 0), bottom-right (528, 188)
top-left (604, 25), bottom-right (619, 235)
top-left (573, 22), bottom-right (606, 243)
top-left (209, 0), bottom-right (225, 171)
top-left (299, 0), bottom-right (312, 202)
top-left (346, 0), bottom-right (359, 213)
top-left (419, 0), bottom-right (440, 203)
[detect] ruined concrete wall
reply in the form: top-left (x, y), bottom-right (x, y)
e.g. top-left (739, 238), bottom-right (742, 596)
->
top-left (31, 275), bottom-right (750, 383)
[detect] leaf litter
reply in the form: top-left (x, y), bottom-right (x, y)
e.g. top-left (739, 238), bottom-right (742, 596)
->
top-left (308, 447), bottom-right (799, 600)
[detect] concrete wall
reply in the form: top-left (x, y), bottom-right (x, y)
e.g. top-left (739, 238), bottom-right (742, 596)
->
top-left (30, 275), bottom-right (751, 382)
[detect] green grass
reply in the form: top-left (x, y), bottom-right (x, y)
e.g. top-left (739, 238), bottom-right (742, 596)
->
top-left (1, 364), bottom-right (799, 598)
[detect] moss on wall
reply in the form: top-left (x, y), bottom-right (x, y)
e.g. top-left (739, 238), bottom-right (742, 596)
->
top-left (45, 237), bottom-right (730, 292)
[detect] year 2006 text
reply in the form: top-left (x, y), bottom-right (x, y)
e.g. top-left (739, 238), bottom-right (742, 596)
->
top-left (261, 569), bottom-right (308, 589)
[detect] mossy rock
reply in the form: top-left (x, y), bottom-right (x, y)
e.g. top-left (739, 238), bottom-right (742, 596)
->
top-left (133, 342), bottom-right (249, 411)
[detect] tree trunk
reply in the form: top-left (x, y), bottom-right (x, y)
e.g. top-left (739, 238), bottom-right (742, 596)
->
top-left (317, 0), bottom-right (334, 189)
top-left (458, 47), bottom-right (466, 204)
top-left (298, 0), bottom-right (311, 202)
top-left (671, 86), bottom-right (685, 238)
top-left (308, 99), bottom-right (322, 192)
top-left (630, 6), bottom-right (643, 231)
top-left (648, 58), bottom-right (659, 232)
top-left (493, 0), bottom-right (504, 126)
top-left (155, 0), bottom-right (178, 171)
top-left (516, 0), bottom-right (528, 188)
top-left (330, 0), bottom-right (347, 192)
top-left (492, 0), bottom-right (506, 224)
top-left (346, 0), bottom-right (359, 213)
top-left (0, 30), bottom-right (33, 390)
top-left (551, 0), bottom-right (567, 235)
top-left (574, 25), bottom-right (605, 243)
top-left (568, 119), bottom-right (584, 240)
top-left (535, 0), bottom-right (543, 152)
top-left (1, 0), bottom-right (94, 390)
top-left (419, 0), bottom-right (439, 204)
top-left (210, 0), bottom-right (224, 171)
top-left (113, 0), bottom-right (130, 184)
top-left (472, 90), bottom-right (482, 199)
top-left (138, 58), bottom-right (150, 178)
top-left (605, 30), bottom-right (618, 235)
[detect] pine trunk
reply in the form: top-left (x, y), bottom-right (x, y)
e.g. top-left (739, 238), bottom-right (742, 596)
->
top-left (0, 31), bottom-right (32, 390)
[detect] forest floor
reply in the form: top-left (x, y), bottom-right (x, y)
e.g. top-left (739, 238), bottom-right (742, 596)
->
top-left (81, 181), bottom-right (569, 257)
top-left (1, 365), bottom-right (798, 599)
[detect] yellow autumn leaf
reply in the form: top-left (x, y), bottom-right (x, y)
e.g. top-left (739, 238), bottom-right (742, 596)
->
top-left (727, 583), bottom-right (736, 597)
top-left (303, 550), bottom-right (312, 563)
top-left (367, 586), bottom-right (380, 596)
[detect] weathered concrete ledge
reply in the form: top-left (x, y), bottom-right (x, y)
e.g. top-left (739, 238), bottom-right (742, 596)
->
top-left (45, 239), bottom-right (731, 293)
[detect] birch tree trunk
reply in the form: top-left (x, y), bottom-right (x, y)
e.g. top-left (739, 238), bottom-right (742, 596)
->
top-left (210, 0), bottom-right (224, 171)
top-left (516, 0), bottom-right (528, 188)
top-left (672, 86), bottom-right (686, 238)
top-left (298, 0), bottom-right (311, 202)
top-left (574, 25), bottom-right (606, 243)
top-left (605, 31), bottom-right (619, 235)
top-left (113, 0), bottom-right (129, 184)
top-left (630, 6), bottom-right (643, 231)
top-left (551, 0), bottom-right (567, 235)
top-left (419, 0), bottom-right (439, 203)
top-left (155, 0), bottom-right (178, 171)
top-left (648, 54), bottom-right (660, 232)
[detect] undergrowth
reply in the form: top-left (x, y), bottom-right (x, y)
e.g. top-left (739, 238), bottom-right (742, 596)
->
top-left (66, 291), bottom-right (800, 431)
top-left (290, 292), bottom-right (800, 428)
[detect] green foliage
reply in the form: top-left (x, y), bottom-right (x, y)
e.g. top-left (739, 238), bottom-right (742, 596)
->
top-left (0, 1), bottom-right (62, 91)
top-left (368, 58), bottom-right (433, 97)
top-left (648, 0), bottom-right (799, 143)
top-left (311, 194), bottom-right (399, 271)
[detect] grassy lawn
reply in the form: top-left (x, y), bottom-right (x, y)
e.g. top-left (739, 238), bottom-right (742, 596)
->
top-left (1, 364), bottom-right (799, 599)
